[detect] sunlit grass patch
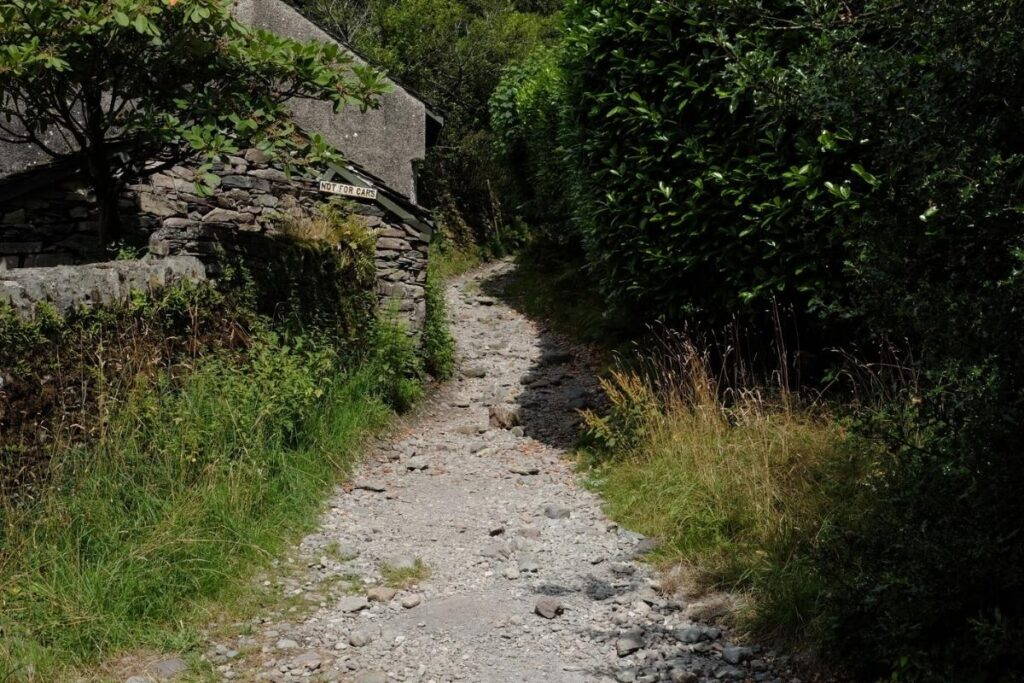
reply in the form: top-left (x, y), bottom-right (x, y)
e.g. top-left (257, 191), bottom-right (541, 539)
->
top-left (379, 559), bottom-right (431, 589)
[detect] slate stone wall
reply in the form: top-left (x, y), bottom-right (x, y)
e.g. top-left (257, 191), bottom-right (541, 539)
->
top-left (0, 177), bottom-right (106, 269)
top-left (0, 256), bottom-right (207, 317)
top-left (0, 151), bottom-right (430, 327)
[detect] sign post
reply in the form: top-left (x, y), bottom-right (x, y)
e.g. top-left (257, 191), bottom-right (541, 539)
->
top-left (318, 180), bottom-right (378, 200)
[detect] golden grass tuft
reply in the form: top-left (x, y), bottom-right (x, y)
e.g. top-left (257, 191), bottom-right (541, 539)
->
top-left (583, 338), bottom-right (867, 639)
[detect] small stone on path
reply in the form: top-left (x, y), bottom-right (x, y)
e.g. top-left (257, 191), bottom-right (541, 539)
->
top-left (354, 480), bottom-right (387, 492)
top-left (386, 555), bottom-right (417, 571)
top-left (535, 597), bottom-right (563, 619)
top-left (291, 652), bottom-right (323, 671)
top-left (722, 645), bottom-right (753, 665)
top-left (150, 657), bottom-right (187, 679)
top-left (349, 629), bottom-right (374, 647)
top-left (337, 596), bottom-right (369, 613)
top-left (616, 630), bottom-right (644, 657)
top-left (401, 593), bottom-right (422, 609)
top-left (509, 465), bottom-right (539, 475)
top-left (406, 456), bottom-right (429, 471)
top-left (489, 404), bottom-right (521, 429)
top-left (540, 349), bottom-right (572, 366)
top-left (367, 586), bottom-right (398, 602)
top-left (544, 504), bottom-right (571, 519)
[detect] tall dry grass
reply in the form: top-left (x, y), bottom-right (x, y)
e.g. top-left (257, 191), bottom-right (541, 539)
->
top-left (582, 337), bottom-right (867, 639)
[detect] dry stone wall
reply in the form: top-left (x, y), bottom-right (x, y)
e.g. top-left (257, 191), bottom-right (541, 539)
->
top-left (0, 176), bottom-right (106, 269)
top-left (0, 150), bottom-right (431, 327)
top-left (0, 256), bottom-right (207, 316)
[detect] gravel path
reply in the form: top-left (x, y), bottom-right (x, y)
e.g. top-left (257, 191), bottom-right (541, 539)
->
top-left (195, 262), bottom-right (798, 683)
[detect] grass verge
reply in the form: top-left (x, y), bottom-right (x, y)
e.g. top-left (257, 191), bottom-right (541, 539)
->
top-left (579, 340), bottom-right (870, 643)
top-left (0, 310), bottom-right (423, 681)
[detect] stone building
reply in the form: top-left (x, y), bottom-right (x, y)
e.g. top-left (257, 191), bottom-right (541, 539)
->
top-left (0, 0), bottom-right (441, 327)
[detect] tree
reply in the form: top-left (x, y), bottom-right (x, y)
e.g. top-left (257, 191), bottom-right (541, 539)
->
top-left (0, 0), bottom-right (386, 243)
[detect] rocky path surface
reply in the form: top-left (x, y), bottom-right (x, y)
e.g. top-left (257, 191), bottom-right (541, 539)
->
top-left (196, 262), bottom-right (798, 683)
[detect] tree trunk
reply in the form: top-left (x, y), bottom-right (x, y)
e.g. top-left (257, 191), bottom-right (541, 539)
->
top-left (82, 85), bottom-right (121, 245)
top-left (86, 145), bottom-right (121, 246)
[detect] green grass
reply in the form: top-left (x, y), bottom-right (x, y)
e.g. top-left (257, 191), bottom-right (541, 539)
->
top-left (421, 252), bottom-right (457, 380)
top-left (0, 327), bottom-right (416, 681)
top-left (379, 559), bottom-right (430, 589)
top-left (580, 354), bottom-right (869, 642)
top-left (431, 242), bottom-right (482, 280)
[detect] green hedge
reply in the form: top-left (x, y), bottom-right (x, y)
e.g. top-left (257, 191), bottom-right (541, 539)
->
top-left (494, 1), bottom-right (1024, 679)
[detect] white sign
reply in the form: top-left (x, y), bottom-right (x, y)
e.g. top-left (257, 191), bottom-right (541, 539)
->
top-left (318, 180), bottom-right (378, 200)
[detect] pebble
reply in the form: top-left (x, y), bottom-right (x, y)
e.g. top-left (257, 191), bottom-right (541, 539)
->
top-left (489, 404), bottom-right (521, 429)
top-left (337, 596), bottom-right (369, 613)
top-left (367, 586), bottom-right (398, 602)
top-left (354, 672), bottom-right (388, 683)
top-left (616, 630), bottom-right (644, 657)
top-left (722, 645), bottom-right (753, 665)
top-left (406, 456), bottom-right (429, 470)
top-left (150, 658), bottom-right (187, 678)
top-left (401, 593), bottom-right (422, 609)
top-left (386, 555), bottom-right (417, 571)
top-left (544, 504), bottom-right (571, 519)
top-left (349, 629), bottom-right (374, 647)
top-left (535, 597), bottom-right (564, 619)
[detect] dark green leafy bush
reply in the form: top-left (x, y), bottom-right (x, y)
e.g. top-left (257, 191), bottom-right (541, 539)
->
top-left (490, 45), bottom-right (579, 247)
top-left (502, 0), bottom-right (1024, 679)
top-left (558, 0), bottom-right (864, 326)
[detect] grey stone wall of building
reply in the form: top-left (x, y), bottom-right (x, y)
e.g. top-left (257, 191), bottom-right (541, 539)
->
top-left (0, 151), bottom-right (430, 327)
top-left (0, 256), bottom-right (207, 317)
top-left (232, 0), bottom-right (428, 202)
